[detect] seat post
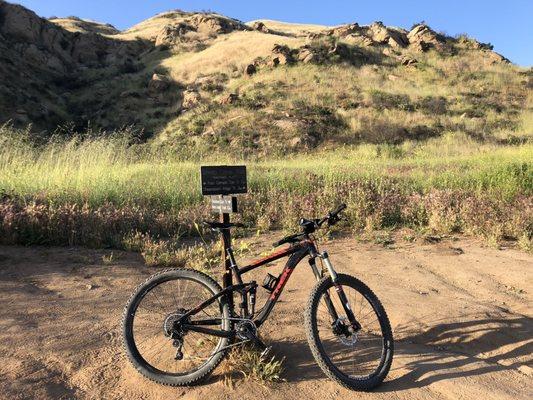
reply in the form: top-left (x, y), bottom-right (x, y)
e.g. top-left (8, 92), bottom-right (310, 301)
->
top-left (220, 212), bottom-right (233, 293)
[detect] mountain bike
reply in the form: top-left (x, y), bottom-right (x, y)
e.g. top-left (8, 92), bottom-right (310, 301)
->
top-left (122, 204), bottom-right (394, 390)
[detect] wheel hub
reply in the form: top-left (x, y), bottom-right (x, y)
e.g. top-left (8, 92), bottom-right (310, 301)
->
top-left (163, 308), bottom-right (188, 337)
top-left (332, 317), bottom-right (358, 346)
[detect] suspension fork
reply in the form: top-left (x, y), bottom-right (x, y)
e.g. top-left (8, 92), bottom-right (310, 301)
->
top-left (320, 251), bottom-right (361, 331)
top-left (309, 257), bottom-right (340, 322)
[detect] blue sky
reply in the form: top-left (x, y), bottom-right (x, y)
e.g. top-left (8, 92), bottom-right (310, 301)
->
top-left (13, 0), bottom-right (533, 65)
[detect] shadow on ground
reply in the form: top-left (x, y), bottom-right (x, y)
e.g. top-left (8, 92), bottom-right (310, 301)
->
top-left (263, 316), bottom-right (532, 391)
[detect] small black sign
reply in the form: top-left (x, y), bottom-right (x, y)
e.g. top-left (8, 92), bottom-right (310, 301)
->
top-left (201, 165), bottom-right (247, 195)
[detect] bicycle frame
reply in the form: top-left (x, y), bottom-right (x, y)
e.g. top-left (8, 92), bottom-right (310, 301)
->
top-left (176, 233), bottom-right (360, 339)
top-left (174, 238), bottom-right (313, 335)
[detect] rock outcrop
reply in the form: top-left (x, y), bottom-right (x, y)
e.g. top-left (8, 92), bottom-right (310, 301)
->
top-left (251, 21), bottom-right (270, 33)
top-left (256, 42), bottom-right (367, 70)
top-left (154, 14), bottom-right (249, 47)
top-left (321, 21), bottom-right (409, 49)
top-left (0, 0), bottom-right (151, 129)
top-left (407, 24), bottom-right (447, 52)
top-left (367, 22), bottom-right (408, 48)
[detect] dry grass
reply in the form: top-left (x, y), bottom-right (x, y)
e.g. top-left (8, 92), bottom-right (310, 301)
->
top-left (161, 31), bottom-right (304, 83)
top-left (247, 19), bottom-right (331, 35)
top-left (49, 17), bottom-right (119, 35)
top-left (222, 345), bottom-right (285, 386)
top-left (117, 10), bottom-right (192, 40)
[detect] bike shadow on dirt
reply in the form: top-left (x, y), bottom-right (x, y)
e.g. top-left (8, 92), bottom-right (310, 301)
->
top-left (378, 315), bottom-right (532, 392)
top-left (250, 315), bottom-right (532, 389)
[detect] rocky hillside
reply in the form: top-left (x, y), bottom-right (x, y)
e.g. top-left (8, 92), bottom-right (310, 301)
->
top-left (0, 0), bottom-right (530, 154)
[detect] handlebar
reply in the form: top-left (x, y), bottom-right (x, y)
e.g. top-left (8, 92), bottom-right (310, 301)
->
top-left (331, 203), bottom-right (347, 217)
top-left (317, 203), bottom-right (347, 227)
top-left (273, 203), bottom-right (347, 247)
top-left (272, 233), bottom-right (303, 247)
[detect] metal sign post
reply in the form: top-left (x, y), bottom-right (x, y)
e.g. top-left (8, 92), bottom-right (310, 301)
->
top-left (200, 166), bottom-right (247, 293)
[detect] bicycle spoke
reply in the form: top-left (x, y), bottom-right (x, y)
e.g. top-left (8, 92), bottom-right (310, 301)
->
top-left (315, 283), bottom-right (385, 379)
top-left (130, 276), bottom-right (225, 375)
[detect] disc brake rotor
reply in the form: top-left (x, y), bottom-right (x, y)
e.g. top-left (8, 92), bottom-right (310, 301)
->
top-left (333, 317), bottom-right (358, 346)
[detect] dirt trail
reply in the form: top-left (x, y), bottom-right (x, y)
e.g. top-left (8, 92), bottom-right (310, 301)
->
top-left (0, 234), bottom-right (531, 400)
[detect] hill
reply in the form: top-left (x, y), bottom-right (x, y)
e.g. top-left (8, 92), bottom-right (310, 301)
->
top-left (0, 0), bottom-right (530, 155)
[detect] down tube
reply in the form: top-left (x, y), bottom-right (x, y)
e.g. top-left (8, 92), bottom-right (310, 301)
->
top-left (254, 247), bottom-right (309, 327)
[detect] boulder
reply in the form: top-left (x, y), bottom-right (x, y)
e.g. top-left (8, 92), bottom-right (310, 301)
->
top-left (267, 57), bottom-right (280, 67)
top-left (182, 89), bottom-right (201, 108)
top-left (344, 34), bottom-right (374, 47)
top-left (367, 22), bottom-right (388, 43)
top-left (271, 44), bottom-right (295, 64)
top-left (148, 73), bottom-right (170, 93)
top-left (484, 50), bottom-right (509, 64)
top-left (245, 63), bottom-right (257, 75)
top-left (219, 93), bottom-right (238, 105)
top-left (327, 23), bottom-right (362, 38)
top-left (399, 55), bottom-right (418, 66)
top-left (410, 41), bottom-right (431, 53)
top-left (407, 24), bottom-right (446, 52)
top-left (367, 22), bottom-right (408, 48)
top-left (189, 14), bottom-right (248, 35)
top-left (155, 23), bottom-right (195, 46)
top-left (298, 47), bottom-right (317, 64)
top-left (251, 21), bottom-right (270, 33)
top-left (387, 31), bottom-right (409, 48)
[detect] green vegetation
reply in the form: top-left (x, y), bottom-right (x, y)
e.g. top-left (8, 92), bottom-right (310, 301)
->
top-left (156, 48), bottom-right (532, 156)
top-left (222, 345), bottom-right (285, 385)
top-left (2, 5), bottom-right (531, 255)
top-left (1, 125), bottom-right (531, 251)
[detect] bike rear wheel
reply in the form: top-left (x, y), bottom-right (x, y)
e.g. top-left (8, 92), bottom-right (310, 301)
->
top-left (304, 273), bottom-right (393, 390)
top-left (122, 269), bottom-right (231, 386)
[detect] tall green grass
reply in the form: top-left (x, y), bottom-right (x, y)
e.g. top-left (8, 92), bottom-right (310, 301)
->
top-left (1, 128), bottom-right (531, 207)
top-left (0, 126), bottom-right (531, 249)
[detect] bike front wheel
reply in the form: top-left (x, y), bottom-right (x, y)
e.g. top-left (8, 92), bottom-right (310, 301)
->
top-left (304, 273), bottom-right (393, 390)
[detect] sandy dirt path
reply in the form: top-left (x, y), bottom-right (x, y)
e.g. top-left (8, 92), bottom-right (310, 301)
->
top-left (0, 234), bottom-right (531, 400)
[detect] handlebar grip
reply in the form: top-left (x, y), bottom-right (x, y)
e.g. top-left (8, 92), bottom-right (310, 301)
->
top-left (330, 203), bottom-right (347, 217)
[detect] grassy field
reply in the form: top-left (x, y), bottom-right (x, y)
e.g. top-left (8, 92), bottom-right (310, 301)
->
top-left (1, 125), bottom-right (531, 253)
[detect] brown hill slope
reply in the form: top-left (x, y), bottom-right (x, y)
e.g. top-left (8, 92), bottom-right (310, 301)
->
top-left (0, 0), bottom-right (529, 154)
top-left (48, 16), bottom-right (120, 35)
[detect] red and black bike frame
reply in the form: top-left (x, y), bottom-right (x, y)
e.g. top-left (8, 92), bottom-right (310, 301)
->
top-left (176, 234), bottom-right (360, 338)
